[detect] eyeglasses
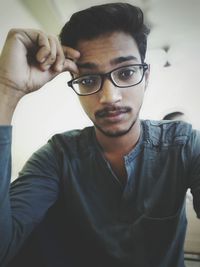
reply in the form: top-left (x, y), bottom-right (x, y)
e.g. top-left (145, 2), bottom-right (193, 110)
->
top-left (67, 63), bottom-right (148, 96)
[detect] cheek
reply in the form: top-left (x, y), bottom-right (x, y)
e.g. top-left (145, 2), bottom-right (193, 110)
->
top-left (78, 97), bottom-right (96, 117)
top-left (124, 87), bottom-right (145, 106)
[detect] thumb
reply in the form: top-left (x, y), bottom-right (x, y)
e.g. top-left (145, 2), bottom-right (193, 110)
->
top-left (62, 58), bottom-right (79, 74)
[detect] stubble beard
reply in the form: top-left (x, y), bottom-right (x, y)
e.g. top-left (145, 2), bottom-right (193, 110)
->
top-left (92, 104), bottom-right (142, 138)
top-left (94, 114), bottom-right (139, 138)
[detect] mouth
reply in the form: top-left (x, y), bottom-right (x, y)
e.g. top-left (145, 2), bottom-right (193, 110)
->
top-left (95, 106), bottom-right (131, 120)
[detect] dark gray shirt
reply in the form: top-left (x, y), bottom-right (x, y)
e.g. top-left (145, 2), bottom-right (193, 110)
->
top-left (0, 120), bottom-right (200, 267)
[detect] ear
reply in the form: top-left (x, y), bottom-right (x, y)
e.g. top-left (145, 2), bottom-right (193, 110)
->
top-left (144, 64), bottom-right (150, 91)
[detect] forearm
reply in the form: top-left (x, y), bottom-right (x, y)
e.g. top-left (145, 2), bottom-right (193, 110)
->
top-left (0, 127), bottom-right (60, 266)
top-left (0, 126), bottom-right (37, 266)
top-left (0, 83), bottom-right (23, 125)
top-left (0, 126), bottom-right (13, 265)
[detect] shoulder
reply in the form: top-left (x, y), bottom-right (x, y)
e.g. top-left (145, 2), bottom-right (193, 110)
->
top-left (48, 126), bottom-right (95, 158)
top-left (50, 126), bottom-right (94, 144)
top-left (142, 119), bottom-right (195, 146)
top-left (19, 127), bottom-right (95, 176)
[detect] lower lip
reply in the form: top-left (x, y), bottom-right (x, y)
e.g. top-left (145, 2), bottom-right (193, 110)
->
top-left (101, 112), bottom-right (126, 123)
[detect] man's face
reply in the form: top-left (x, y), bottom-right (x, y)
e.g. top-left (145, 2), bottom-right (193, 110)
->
top-left (75, 31), bottom-right (149, 138)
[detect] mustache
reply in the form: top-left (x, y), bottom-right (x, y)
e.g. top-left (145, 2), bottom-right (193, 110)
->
top-left (95, 106), bottom-right (132, 118)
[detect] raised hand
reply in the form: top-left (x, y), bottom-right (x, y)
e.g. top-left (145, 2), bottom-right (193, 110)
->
top-left (0, 28), bottom-right (80, 124)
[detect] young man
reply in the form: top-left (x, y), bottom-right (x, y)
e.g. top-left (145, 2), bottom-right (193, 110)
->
top-left (0, 3), bottom-right (199, 267)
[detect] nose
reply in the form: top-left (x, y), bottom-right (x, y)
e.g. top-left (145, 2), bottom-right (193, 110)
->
top-left (99, 79), bottom-right (122, 105)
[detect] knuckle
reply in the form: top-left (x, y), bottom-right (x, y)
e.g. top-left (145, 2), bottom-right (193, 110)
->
top-left (8, 28), bottom-right (19, 35)
top-left (7, 28), bottom-right (22, 39)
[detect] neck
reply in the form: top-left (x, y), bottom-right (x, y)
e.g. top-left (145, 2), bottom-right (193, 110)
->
top-left (95, 119), bottom-right (141, 156)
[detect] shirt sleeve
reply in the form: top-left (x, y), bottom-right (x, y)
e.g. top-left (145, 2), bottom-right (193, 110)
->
top-left (186, 129), bottom-right (200, 218)
top-left (0, 126), bottom-right (60, 266)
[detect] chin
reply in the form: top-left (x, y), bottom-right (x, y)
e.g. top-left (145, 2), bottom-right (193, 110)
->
top-left (94, 120), bottom-right (137, 138)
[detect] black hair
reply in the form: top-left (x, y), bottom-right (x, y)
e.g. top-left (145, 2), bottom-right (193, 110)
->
top-left (59, 3), bottom-right (150, 62)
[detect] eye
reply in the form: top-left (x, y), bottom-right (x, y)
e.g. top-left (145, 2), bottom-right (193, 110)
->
top-left (117, 67), bottom-right (136, 80)
top-left (76, 76), bottom-right (99, 87)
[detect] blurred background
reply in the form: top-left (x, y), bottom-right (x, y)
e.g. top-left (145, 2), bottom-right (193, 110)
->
top-left (0, 0), bottom-right (200, 263)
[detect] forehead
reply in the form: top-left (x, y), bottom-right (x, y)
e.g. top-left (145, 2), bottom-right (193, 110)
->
top-left (75, 31), bottom-right (141, 70)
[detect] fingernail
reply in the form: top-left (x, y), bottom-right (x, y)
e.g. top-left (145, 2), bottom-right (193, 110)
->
top-left (40, 57), bottom-right (46, 63)
top-left (45, 64), bottom-right (51, 70)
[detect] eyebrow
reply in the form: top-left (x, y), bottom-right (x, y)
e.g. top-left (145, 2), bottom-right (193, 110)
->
top-left (110, 55), bottom-right (138, 65)
top-left (77, 62), bottom-right (96, 69)
top-left (77, 55), bottom-right (138, 69)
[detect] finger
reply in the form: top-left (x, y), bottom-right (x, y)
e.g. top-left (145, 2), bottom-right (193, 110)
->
top-left (53, 42), bottom-right (80, 73)
top-left (52, 38), bottom-right (66, 72)
top-left (63, 59), bottom-right (79, 74)
top-left (35, 32), bottom-right (51, 63)
top-left (15, 29), bottom-right (51, 65)
top-left (39, 35), bottom-right (57, 70)
top-left (62, 46), bottom-right (80, 61)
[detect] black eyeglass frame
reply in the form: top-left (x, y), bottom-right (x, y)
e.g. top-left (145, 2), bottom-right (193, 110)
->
top-left (67, 63), bottom-right (149, 96)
